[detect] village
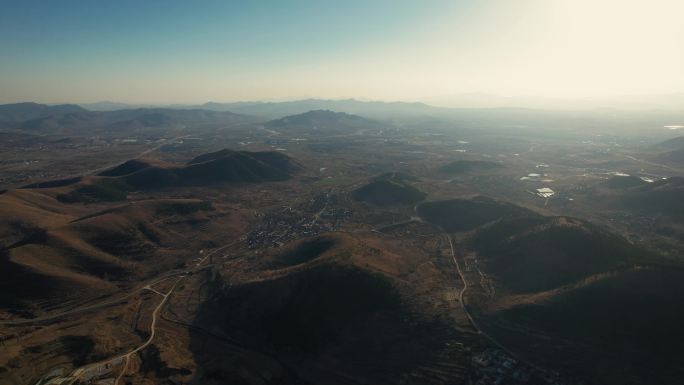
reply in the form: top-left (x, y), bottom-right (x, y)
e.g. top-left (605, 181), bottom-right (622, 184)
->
top-left (471, 349), bottom-right (564, 385)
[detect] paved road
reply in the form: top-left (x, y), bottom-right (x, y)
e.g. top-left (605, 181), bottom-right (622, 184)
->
top-left (22, 135), bottom-right (191, 190)
top-left (444, 233), bottom-right (481, 333)
top-left (35, 241), bottom-right (240, 384)
top-left (71, 278), bottom-right (180, 385)
top-left (2, 240), bottom-right (242, 326)
top-left (87, 135), bottom-right (191, 176)
top-left (360, 207), bottom-right (550, 374)
top-left (0, 267), bottom-right (211, 326)
top-left (0, 275), bottom-right (176, 326)
top-left (311, 190), bottom-right (332, 225)
top-left (442, 231), bottom-right (551, 374)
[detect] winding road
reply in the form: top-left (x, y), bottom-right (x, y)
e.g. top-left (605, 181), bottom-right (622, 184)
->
top-left (442, 230), bottom-right (550, 374)
top-left (70, 278), bottom-right (180, 385)
top-left (30, 241), bottom-right (239, 385)
top-left (4, 240), bottom-right (241, 327)
top-left (0, 268), bottom-right (208, 326)
top-left (444, 233), bottom-right (481, 333)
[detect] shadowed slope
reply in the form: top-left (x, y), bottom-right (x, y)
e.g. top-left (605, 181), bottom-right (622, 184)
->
top-left (353, 173), bottom-right (426, 206)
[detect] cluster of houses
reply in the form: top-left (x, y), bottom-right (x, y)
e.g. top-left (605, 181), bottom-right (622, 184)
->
top-left (246, 194), bottom-right (351, 249)
top-left (472, 349), bottom-right (563, 385)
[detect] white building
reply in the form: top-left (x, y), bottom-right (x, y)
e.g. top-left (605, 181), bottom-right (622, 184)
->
top-left (536, 187), bottom-right (555, 198)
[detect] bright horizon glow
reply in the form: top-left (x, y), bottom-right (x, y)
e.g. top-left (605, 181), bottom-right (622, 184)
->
top-left (1, 0), bottom-right (683, 105)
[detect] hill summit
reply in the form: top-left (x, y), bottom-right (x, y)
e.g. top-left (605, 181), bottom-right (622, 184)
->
top-left (265, 109), bottom-right (384, 133)
top-left (101, 149), bottom-right (300, 191)
top-left (353, 173), bottom-right (426, 206)
top-left (21, 149), bottom-right (301, 203)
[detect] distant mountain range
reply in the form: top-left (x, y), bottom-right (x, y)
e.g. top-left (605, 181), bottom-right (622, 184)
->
top-left (2, 99), bottom-right (683, 137)
top-left (0, 102), bottom-right (89, 122)
top-left (77, 99), bottom-right (684, 133)
top-left (80, 98), bottom-right (445, 119)
top-left (0, 102), bottom-right (247, 133)
top-left (76, 93), bottom-right (684, 115)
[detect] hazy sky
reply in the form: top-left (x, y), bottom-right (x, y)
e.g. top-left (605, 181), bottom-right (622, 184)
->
top-left (1, 0), bottom-right (683, 104)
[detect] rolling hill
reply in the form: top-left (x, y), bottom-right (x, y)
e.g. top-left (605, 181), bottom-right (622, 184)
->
top-left (649, 136), bottom-right (684, 165)
top-left (652, 136), bottom-right (684, 151)
top-left (417, 197), bottom-right (533, 232)
top-left (265, 110), bottom-right (385, 134)
top-left (0, 147), bottom-right (281, 317)
top-left (618, 177), bottom-right (684, 222)
top-left (469, 215), bottom-right (653, 293)
top-left (484, 265), bottom-right (684, 384)
top-left (123, 149), bottom-right (298, 189)
top-left (654, 147), bottom-right (684, 164)
top-left (416, 197), bottom-right (682, 384)
top-left (29, 149), bottom-right (301, 201)
top-left (352, 173), bottom-right (426, 206)
top-left (0, 188), bottom-right (242, 318)
top-left (417, 196), bottom-right (654, 294)
top-left (590, 176), bottom-right (684, 224)
top-left (190, 233), bottom-right (473, 384)
top-left (13, 149), bottom-right (299, 208)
